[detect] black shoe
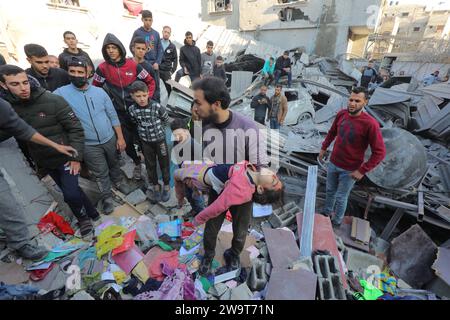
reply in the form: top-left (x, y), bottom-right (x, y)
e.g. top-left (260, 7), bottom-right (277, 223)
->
top-left (161, 187), bottom-right (170, 202)
top-left (16, 244), bottom-right (48, 261)
top-left (198, 256), bottom-right (214, 276)
top-left (146, 188), bottom-right (158, 204)
top-left (102, 197), bottom-right (115, 215)
top-left (223, 248), bottom-right (241, 270)
top-left (78, 218), bottom-right (93, 238)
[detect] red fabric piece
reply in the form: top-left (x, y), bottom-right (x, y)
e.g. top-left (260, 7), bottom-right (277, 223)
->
top-left (321, 110), bottom-right (386, 175)
top-left (147, 250), bottom-right (179, 281)
top-left (226, 210), bottom-right (232, 222)
top-left (181, 222), bottom-right (195, 239)
top-left (38, 211), bottom-right (74, 235)
top-left (112, 230), bottom-right (137, 256)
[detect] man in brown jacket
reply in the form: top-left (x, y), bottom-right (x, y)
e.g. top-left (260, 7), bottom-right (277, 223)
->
top-left (268, 84), bottom-right (288, 129)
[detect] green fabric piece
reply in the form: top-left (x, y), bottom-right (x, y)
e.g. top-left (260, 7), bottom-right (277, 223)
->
top-left (42, 250), bottom-right (72, 262)
top-left (82, 272), bottom-right (101, 287)
top-left (360, 279), bottom-right (384, 300)
top-left (211, 259), bottom-right (220, 270)
top-left (157, 241), bottom-right (173, 251)
top-left (199, 276), bottom-right (211, 292)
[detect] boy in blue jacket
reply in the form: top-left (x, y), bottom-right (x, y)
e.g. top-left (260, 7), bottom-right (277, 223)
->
top-left (54, 59), bottom-right (132, 214)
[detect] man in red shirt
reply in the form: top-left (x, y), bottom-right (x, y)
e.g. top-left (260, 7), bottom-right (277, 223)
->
top-left (319, 87), bottom-right (386, 226)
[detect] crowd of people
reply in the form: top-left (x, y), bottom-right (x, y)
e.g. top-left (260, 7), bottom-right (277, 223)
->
top-left (0, 9), bottom-right (388, 276)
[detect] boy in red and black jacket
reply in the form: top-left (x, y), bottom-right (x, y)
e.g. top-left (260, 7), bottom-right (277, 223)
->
top-left (93, 33), bottom-right (155, 180)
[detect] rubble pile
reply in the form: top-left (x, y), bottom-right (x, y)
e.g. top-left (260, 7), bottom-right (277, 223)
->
top-left (1, 49), bottom-right (449, 301)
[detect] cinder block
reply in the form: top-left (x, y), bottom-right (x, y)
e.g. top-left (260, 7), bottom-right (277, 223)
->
top-left (317, 276), bottom-right (346, 300)
top-left (248, 260), bottom-right (268, 291)
top-left (269, 202), bottom-right (300, 228)
top-left (314, 255), bottom-right (346, 300)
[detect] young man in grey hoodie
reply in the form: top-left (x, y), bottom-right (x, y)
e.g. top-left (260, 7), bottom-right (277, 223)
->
top-left (200, 41), bottom-right (216, 78)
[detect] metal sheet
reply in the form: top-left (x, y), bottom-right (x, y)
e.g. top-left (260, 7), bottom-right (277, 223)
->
top-left (299, 166), bottom-right (318, 258)
top-left (366, 128), bottom-right (428, 189)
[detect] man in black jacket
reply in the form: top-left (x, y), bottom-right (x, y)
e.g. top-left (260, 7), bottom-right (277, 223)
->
top-left (0, 65), bottom-right (98, 238)
top-left (160, 26), bottom-right (178, 96)
top-left (250, 85), bottom-right (270, 125)
top-left (58, 31), bottom-right (95, 77)
top-left (24, 43), bottom-right (70, 92)
top-left (0, 97), bottom-right (77, 260)
top-left (274, 50), bottom-right (292, 88)
top-left (175, 31), bottom-right (201, 84)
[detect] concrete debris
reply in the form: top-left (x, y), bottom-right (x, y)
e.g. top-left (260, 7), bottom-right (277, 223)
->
top-left (389, 224), bottom-right (438, 288)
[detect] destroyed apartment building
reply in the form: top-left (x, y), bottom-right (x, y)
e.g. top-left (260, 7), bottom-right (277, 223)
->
top-left (1, 2), bottom-right (450, 302)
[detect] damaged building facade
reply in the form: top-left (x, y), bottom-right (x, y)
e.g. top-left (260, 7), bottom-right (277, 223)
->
top-left (201, 0), bottom-right (383, 58)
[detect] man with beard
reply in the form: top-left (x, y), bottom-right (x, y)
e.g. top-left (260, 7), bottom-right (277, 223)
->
top-left (319, 87), bottom-right (386, 226)
top-left (24, 44), bottom-right (70, 92)
top-left (0, 65), bottom-right (98, 238)
top-left (192, 76), bottom-right (267, 276)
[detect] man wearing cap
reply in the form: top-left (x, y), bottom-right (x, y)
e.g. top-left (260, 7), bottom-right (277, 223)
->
top-left (54, 59), bottom-right (132, 215)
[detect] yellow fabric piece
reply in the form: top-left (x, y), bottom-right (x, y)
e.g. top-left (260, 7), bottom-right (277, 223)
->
top-left (113, 271), bottom-right (127, 285)
top-left (95, 225), bottom-right (127, 258)
top-left (132, 261), bottom-right (149, 283)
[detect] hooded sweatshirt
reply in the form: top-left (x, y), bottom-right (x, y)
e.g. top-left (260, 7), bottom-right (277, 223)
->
top-left (1, 76), bottom-right (84, 170)
top-left (54, 83), bottom-right (120, 146)
top-left (130, 27), bottom-right (164, 65)
top-left (179, 39), bottom-right (202, 78)
top-left (93, 33), bottom-right (156, 113)
top-left (58, 48), bottom-right (95, 75)
top-left (201, 52), bottom-right (216, 76)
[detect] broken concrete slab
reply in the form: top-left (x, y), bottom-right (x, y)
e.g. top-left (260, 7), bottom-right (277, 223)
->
top-left (345, 247), bottom-right (384, 276)
top-left (389, 224), bottom-right (438, 288)
top-left (263, 227), bottom-right (299, 269)
top-left (265, 267), bottom-right (317, 300)
top-left (0, 261), bottom-right (29, 285)
top-left (125, 189), bottom-right (147, 205)
top-left (209, 283), bottom-right (229, 298)
top-left (230, 283), bottom-right (253, 300)
top-left (432, 247), bottom-right (450, 286)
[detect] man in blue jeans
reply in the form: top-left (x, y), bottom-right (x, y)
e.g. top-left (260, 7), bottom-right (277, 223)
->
top-left (0, 65), bottom-right (98, 238)
top-left (268, 85), bottom-right (288, 130)
top-left (319, 87), bottom-right (386, 226)
top-left (274, 51), bottom-right (292, 88)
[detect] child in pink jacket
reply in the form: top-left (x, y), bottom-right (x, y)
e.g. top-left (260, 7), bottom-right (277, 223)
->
top-left (174, 161), bottom-right (284, 227)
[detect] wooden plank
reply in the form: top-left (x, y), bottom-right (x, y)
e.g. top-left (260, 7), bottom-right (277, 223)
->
top-left (111, 189), bottom-right (145, 215)
top-left (263, 227), bottom-right (299, 269)
top-left (334, 216), bottom-right (370, 252)
top-left (265, 267), bottom-right (317, 300)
